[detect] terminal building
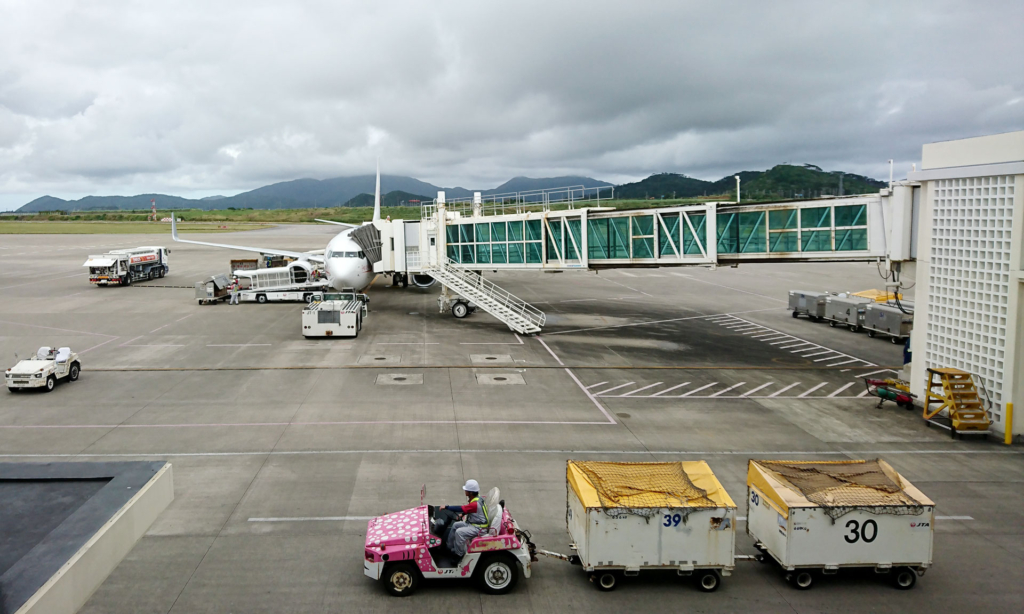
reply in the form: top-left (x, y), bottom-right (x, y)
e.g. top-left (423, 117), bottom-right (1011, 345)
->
top-left (353, 131), bottom-right (1022, 442)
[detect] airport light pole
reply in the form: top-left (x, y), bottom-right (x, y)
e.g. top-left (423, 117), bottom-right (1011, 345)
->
top-left (734, 175), bottom-right (740, 203)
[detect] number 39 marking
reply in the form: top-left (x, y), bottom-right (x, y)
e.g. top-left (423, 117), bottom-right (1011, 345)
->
top-left (844, 519), bottom-right (878, 543)
top-left (663, 513), bottom-right (682, 527)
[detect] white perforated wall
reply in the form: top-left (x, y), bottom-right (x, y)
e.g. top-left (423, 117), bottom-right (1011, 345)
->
top-left (925, 176), bottom-right (1015, 421)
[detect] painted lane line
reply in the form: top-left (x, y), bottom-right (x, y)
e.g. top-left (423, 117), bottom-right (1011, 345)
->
top-left (149, 313), bottom-right (194, 334)
top-left (768, 382), bottom-right (802, 397)
top-left (206, 344), bottom-right (273, 347)
top-left (769, 338), bottom-right (801, 345)
top-left (826, 359), bottom-right (861, 367)
top-left (585, 381), bottom-right (609, 390)
top-left (778, 342), bottom-right (813, 349)
top-left (461, 333), bottom-right (524, 345)
top-left (751, 333), bottom-right (782, 339)
top-left (0, 319), bottom-right (115, 338)
top-left (620, 382), bottom-right (664, 397)
top-left (547, 308), bottom-right (778, 336)
top-left (857, 389), bottom-right (871, 398)
top-left (2, 450), bottom-right (1021, 459)
top-left (377, 342), bottom-right (440, 345)
top-left (679, 382), bottom-right (719, 397)
top-left (828, 382), bottom-right (856, 397)
top-left (709, 382), bottom-right (747, 397)
top-left (800, 350), bottom-right (835, 358)
top-left (855, 369), bottom-right (891, 378)
top-left (740, 382), bottom-right (775, 397)
top-left (797, 383), bottom-right (829, 398)
top-left (592, 382), bottom-right (636, 396)
top-left (0, 419), bottom-right (619, 429)
top-left (651, 382), bottom-right (691, 397)
top-left (80, 337), bottom-right (121, 354)
top-left (618, 271), bottom-right (637, 277)
top-left (248, 516), bottom-right (374, 522)
top-left (814, 355), bottom-right (847, 362)
top-left (537, 337), bottom-right (565, 366)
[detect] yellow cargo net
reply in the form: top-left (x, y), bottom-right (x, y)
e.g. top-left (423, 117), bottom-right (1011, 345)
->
top-left (569, 461), bottom-right (716, 517)
top-left (756, 459), bottom-right (923, 521)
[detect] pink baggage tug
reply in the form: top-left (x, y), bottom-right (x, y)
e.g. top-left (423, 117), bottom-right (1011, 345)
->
top-left (363, 488), bottom-right (538, 596)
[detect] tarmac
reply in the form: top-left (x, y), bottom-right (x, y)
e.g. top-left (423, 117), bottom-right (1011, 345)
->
top-left (0, 223), bottom-right (1021, 613)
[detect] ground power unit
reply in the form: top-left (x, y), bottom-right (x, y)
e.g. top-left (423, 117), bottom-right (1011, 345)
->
top-left (746, 459), bottom-right (934, 590)
top-left (565, 460), bottom-right (736, 592)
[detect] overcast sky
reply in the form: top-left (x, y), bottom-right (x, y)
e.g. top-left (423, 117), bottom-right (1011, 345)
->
top-left (1, 0), bottom-right (1021, 210)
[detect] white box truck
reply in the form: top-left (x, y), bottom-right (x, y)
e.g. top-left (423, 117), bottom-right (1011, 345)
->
top-left (302, 300), bottom-right (363, 337)
top-left (83, 246), bottom-right (169, 285)
top-left (565, 460), bottom-right (736, 592)
top-left (746, 459), bottom-right (934, 591)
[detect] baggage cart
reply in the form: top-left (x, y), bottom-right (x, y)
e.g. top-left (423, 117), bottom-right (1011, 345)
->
top-left (563, 460), bottom-right (736, 592)
top-left (302, 300), bottom-right (363, 337)
top-left (788, 291), bottom-right (828, 320)
top-left (746, 459), bottom-right (934, 590)
top-left (824, 295), bottom-right (870, 332)
top-left (195, 274), bottom-right (230, 304)
top-left (863, 303), bottom-right (913, 344)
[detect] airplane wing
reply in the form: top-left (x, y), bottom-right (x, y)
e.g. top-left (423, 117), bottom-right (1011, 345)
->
top-left (170, 218), bottom-right (325, 262)
top-left (315, 219), bottom-right (356, 228)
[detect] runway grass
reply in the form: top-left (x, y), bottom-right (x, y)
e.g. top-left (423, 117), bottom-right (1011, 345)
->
top-left (0, 221), bottom-right (271, 234)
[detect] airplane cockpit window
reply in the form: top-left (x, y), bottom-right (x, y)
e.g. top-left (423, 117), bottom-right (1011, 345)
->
top-left (329, 251), bottom-right (362, 258)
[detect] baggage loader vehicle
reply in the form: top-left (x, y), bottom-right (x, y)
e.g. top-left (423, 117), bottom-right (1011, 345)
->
top-left (364, 488), bottom-right (536, 597)
top-left (6, 347), bottom-right (81, 392)
top-left (554, 460), bottom-right (736, 592)
top-left (746, 459), bottom-right (934, 590)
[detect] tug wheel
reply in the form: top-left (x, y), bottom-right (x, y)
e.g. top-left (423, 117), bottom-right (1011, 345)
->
top-left (383, 563), bottom-right (419, 597)
top-left (475, 553), bottom-right (519, 595)
top-left (45, 376), bottom-right (56, 392)
top-left (452, 302), bottom-right (470, 319)
top-left (69, 363), bottom-right (80, 382)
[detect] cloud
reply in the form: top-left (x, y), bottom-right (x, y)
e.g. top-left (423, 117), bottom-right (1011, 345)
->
top-left (0, 0), bottom-right (1021, 206)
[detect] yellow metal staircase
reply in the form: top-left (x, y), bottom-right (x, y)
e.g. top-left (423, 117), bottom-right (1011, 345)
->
top-left (923, 368), bottom-right (991, 434)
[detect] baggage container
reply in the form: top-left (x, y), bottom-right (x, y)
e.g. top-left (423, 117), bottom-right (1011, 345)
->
top-left (824, 295), bottom-right (870, 331)
top-left (566, 460), bottom-right (736, 592)
top-left (195, 274), bottom-right (230, 304)
top-left (863, 303), bottom-right (913, 343)
top-left (788, 291), bottom-right (828, 320)
top-left (746, 459), bottom-right (934, 590)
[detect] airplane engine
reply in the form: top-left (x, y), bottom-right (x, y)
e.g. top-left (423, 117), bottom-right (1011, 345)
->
top-left (411, 274), bottom-right (436, 288)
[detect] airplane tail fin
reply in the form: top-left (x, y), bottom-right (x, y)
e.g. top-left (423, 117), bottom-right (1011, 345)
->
top-left (171, 215), bottom-right (179, 241)
top-left (373, 157), bottom-right (381, 223)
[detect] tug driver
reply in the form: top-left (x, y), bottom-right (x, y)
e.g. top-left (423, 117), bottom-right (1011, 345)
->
top-left (443, 479), bottom-right (488, 558)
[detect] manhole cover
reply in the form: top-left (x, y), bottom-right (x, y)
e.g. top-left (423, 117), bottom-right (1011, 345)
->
top-left (616, 413), bottom-right (631, 419)
top-left (493, 377), bottom-right (507, 381)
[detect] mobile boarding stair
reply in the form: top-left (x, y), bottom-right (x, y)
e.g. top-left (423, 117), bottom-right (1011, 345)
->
top-left (425, 258), bottom-right (546, 335)
top-left (922, 368), bottom-right (992, 438)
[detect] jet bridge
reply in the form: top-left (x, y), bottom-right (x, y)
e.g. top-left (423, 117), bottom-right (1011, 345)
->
top-left (368, 184), bottom-right (917, 333)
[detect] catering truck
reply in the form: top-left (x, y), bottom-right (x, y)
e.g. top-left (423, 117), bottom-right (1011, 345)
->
top-left (83, 247), bottom-right (170, 286)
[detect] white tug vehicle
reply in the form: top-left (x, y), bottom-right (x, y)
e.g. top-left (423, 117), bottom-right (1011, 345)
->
top-left (6, 347), bottom-right (81, 392)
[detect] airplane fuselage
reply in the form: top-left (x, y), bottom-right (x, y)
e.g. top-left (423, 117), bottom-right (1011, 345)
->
top-left (325, 229), bottom-right (375, 291)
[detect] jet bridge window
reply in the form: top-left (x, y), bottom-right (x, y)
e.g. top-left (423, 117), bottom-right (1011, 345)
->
top-left (317, 310), bottom-right (341, 324)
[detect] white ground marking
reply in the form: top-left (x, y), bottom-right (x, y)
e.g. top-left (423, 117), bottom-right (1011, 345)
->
top-left (592, 382), bottom-right (635, 395)
top-left (797, 383), bottom-right (829, 397)
top-left (740, 382), bottom-right (775, 397)
top-left (206, 344), bottom-right (273, 347)
top-left (620, 382), bottom-right (664, 397)
top-left (248, 516), bottom-right (374, 522)
top-left (709, 382), bottom-right (746, 397)
top-left (828, 382), bottom-right (856, 397)
top-left (3, 450), bottom-right (1018, 459)
top-left (679, 382), bottom-right (719, 397)
top-left (651, 382), bottom-right (691, 396)
top-left (536, 337), bottom-right (616, 424)
top-left (461, 333), bottom-right (524, 345)
top-left (585, 381), bottom-right (609, 390)
top-left (377, 342), bottom-right (439, 345)
top-left (547, 307), bottom-right (779, 336)
top-left (768, 382), bottom-right (802, 397)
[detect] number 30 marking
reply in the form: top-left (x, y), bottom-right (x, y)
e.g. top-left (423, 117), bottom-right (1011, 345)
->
top-left (844, 519), bottom-right (878, 543)
top-left (663, 513), bottom-right (682, 527)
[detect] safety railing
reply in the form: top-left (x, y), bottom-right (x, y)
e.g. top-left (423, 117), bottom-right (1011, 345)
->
top-left (422, 185), bottom-right (614, 220)
top-left (426, 258), bottom-right (546, 330)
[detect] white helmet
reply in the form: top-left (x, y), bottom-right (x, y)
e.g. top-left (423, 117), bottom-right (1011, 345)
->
top-left (462, 479), bottom-right (480, 493)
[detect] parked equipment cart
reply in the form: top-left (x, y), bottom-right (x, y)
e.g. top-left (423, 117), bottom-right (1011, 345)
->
top-left (561, 461), bottom-right (736, 592)
top-left (746, 459), bottom-right (934, 590)
top-left (863, 303), bottom-right (913, 343)
top-left (788, 291), bottom-right (828, 320)
top-left (195, 274), bottom-right (230, 304)
top-left (302, 300), bottom-right (363, 337)
top-left (824, 295), bottom-right (870, 331)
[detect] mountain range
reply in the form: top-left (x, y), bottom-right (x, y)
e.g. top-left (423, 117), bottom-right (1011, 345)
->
top-left (16, 166), bottom-right (885, 212)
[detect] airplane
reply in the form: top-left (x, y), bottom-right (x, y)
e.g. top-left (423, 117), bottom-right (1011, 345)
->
top-left (170, 161), bottom-right (434, 291)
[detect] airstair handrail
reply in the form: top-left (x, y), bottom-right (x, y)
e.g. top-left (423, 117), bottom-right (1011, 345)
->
top-left (426, 258), bottom-right (546, 329)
